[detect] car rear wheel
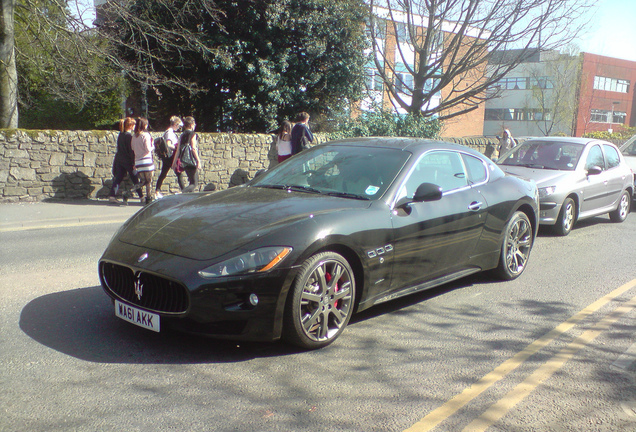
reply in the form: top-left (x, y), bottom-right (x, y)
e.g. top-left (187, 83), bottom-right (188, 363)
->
top-left (554, 197), bottom-right (575, 236)
top-left (495, 211), bottom-right (533, 280)
top-left (283, 252), bottom-right (355, 349)
top-left (609, 191), bottom-right (630, 222)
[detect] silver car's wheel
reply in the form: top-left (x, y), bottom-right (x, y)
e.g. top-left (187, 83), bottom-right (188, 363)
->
top-left (609, 191), bottom-right (630, 222)
top-left (495, 211), bottom-right (533, 280)
top-left (283, 252), bottom-right (355, 349)
top-left (554, 197), bottom-right (575, 236)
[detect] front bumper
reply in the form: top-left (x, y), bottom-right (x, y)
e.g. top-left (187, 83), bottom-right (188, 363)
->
top-left (538, 201), bottom-right (561, 225)
top-left (99, 242), bottom-right (297, 342)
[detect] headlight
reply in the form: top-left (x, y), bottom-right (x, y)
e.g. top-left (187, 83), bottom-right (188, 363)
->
top-left (198, 246), bottom-right (292, 278)
top-left (538, 186), bottom-right (556, 198)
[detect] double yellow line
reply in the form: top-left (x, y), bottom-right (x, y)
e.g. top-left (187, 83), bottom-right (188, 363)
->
top-left (405, 279), bottom-right (636, 432)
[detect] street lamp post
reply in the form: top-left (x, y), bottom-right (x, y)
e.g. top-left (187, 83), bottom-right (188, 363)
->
top-left (609, 101), bottom-right (620, 134)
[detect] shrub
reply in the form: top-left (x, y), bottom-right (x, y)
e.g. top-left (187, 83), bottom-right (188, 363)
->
top-left (330, 110), bottom-right (441, 140)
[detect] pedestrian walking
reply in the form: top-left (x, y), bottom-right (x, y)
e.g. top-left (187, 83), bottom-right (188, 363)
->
top-left (276, 120), bottom-right (293, 163)
top-left (155, 116), bottom-right (182, 199)
top-left (172, 116), bottom-right (200, 192)
top-left (290, 112), bottom-right (313, 155)
top-left (130, 117), bottom-right (155, 204)
top-left (108, 117), bottom-right (143, 204)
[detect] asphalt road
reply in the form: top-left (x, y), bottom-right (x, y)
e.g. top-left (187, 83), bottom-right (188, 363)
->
top-left (1, 201), bottom-right (635, 431)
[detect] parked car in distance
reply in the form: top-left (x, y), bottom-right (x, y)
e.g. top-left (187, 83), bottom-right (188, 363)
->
top-left (619, 135), bottom-right (636, 202)
top-left (99, 138), bottom-right (539, 349)
top-left (498, 137), bottom-right (633, 236)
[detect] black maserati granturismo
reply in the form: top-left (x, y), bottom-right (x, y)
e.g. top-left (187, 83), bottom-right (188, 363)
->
top-left (99, 137), bottom-right (539, 349)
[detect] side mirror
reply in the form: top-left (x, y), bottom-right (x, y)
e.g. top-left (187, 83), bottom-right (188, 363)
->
top-left (587, 166), bottom-right (603, 176)
top-left (413, 183), bottom-right (443, 202)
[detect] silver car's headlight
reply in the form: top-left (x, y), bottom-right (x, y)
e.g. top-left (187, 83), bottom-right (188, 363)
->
top-left (198, 246), bottom-right (292, 278)
top-left (538, 186), bottom-right (556, 198)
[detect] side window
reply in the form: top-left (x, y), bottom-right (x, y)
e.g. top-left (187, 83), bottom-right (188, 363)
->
top-left (403, 151), bottom-right (468, 196)
top-left (603, 144), bottom-right (620, 169)
top-left (585, 145), bottom-right (605, 170)
top-left (462, 154), bottom-right (488, 184)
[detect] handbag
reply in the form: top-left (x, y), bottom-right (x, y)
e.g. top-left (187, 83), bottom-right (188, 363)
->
top-left (178, 132), bottom-right (197, 168)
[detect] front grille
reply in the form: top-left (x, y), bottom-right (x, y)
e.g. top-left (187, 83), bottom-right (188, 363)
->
top-left (100, 262), bottom-right (189, 314)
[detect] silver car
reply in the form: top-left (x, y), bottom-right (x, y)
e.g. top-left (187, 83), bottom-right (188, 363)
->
top-left (619, 136), bottom-right (636, 202)
top-left (498, 137), bottom-right (633, 236)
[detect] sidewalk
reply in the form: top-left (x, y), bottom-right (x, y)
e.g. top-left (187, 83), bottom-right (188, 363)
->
top-left (0, 199), bottom-right (142, 232)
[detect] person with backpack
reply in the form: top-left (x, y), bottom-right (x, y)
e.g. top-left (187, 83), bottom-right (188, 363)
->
top-left (290, 111), bottom-right (313, 155)
top-left (155, 116), bottom-right (182, 199)
top-left (172, 116), bottom-right (201, 192)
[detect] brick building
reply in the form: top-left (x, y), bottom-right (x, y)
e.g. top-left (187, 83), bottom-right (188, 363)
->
top-left (574, 53), bottom-right (636, 136)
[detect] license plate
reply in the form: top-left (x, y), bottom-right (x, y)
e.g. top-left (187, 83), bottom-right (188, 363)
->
top-left (115, 300), bottom-right (160, 332)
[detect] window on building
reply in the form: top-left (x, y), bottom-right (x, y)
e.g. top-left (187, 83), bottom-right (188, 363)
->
top-left (531, 76), bottom-right (554, 89)
top-left (395, 72), bottom-right (413, 95)
top-left (612, 111), bottom-right (626, 124)
top-left (395, 22), bottom-right (407, 43)
top-left (365, 64), bottom-right (384, 92)
top-left (590, 109), bottom-right (609, 123)
top-left (593, 76), bottom-right (630, 93)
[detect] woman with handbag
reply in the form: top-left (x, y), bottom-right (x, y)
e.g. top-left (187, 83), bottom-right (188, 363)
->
top-left (130, 117), bottom-right (155, 204)
top-left (172, 116), bottom-right (200, 192)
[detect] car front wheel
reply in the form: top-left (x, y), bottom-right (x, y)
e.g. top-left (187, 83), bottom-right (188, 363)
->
top-left (609, 190), bottom-right (630, 222)
top-left (554, 197), bottom-right (575, 236)
top-left (283, 252), bottom-right (355, 349)
top-left (495, 211), bottom-right (533, 280)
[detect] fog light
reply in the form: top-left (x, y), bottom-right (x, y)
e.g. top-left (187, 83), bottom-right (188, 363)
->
top-left (249, 294), bottom-right (259, 306)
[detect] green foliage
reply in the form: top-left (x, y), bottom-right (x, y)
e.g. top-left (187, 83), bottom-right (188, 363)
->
top-left (330, 110), bottom-right (441, 139)
top-left (119, 0), bottom-right (368, 132)
top-left (14, 0), bottom-right (126, 130)
top-left (583, 126), bottom-right (636, 141)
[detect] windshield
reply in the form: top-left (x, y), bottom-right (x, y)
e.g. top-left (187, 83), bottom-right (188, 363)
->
top-left (250, 144), bottom-right (410, 200)
top-left (498, 140), bottom-right (584, 171)
top-left (620, 139), bottom-right (636, 156)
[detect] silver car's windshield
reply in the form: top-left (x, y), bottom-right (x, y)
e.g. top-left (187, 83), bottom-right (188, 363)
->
top-left (499, 140), bottom-right (585, 171)
top-left (251, 145), bottom-right (410, 200)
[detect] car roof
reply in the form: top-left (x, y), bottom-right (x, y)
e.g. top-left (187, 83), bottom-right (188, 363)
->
top-left (523, 137), bottom-right (614, 146)
top-left (326, 137), bottom-right (484, 156)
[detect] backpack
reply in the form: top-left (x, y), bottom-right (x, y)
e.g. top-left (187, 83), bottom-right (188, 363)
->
top-left (154, 136), bottom-right (169, 159)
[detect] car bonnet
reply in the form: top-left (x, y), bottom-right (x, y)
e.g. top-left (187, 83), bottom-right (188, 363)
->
top-left (116, 187), bottom-right (368, 261)
top-left (500, 165), bottom-right (573, 187)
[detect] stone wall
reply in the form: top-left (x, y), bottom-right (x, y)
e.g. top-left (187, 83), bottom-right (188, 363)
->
top-left (0, 129), bottom-right (281, 202)
top-left (0, 130), bottom-right (498, 203)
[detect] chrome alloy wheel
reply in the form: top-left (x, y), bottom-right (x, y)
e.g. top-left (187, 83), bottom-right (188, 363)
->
top-left (299, 258), bottom-right (353, 343)
top-left (562, 200), bottom-right (575, 233)
top-left (504, 214), bottom-right (533, 276)
top-left (617, 193), bottom-right (630, 219)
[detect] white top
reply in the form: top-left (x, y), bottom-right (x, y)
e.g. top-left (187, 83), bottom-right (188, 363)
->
top-left (164, 129), bottom-right (178, 152)
top-left (277, 135), bottom-right (292, 156)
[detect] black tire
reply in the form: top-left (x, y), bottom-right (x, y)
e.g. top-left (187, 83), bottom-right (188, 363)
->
top-left (283, 252), bottom-right (355, 349)
top-left (494, 211), bottom-right (533, 280)
top-left (554, 197), bottom-right (576, 236)
top-left (609, 190), bottom-right (630, 223)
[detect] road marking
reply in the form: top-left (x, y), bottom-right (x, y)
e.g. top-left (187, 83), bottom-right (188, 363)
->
top-left (612, 341), bottom-right (636, 371)
top-left (403, 278), bottom-right (636, 432)
top-left (0, 219), bottom-right (129, 232)
top-left (462, 294), bottom-right (636, 432)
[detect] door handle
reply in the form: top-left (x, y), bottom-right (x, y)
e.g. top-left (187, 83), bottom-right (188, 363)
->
top-left (468, 201), bottom-right (482, 211)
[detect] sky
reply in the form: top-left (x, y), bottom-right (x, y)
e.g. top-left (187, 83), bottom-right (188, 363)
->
top-left (574, 0), bottom-right (636, 62)
top-left (75, 0), bottom-right (636, 62)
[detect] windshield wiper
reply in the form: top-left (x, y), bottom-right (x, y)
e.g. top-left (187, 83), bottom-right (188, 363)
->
top-left (325, 191), bottom-right (370, 200)
top-left (255, 184), bottom-right (322, 194)
top-left (287, 185), bottom-right (322, 194)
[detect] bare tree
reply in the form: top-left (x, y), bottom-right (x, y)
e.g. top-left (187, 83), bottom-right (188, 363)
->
top-left (367, 0), bottom-right (592, 121)
top-left (0, 0), bottom-right (224, 128)
top-left (0, 0), bottom-right (18, 128)
top-left (525, 48), bottom-right (580, 136)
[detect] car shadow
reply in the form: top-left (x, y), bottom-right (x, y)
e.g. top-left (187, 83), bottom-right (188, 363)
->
top-left (536, 215), bottom-right (613, 237)
top-left (19, 286), bottom-right (303, 364)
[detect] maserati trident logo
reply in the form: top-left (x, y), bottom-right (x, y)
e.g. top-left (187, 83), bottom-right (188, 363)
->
top-left (134, 273), bottom-right (144, 300)
top-left (137, 252), bottom-right (149, 262)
